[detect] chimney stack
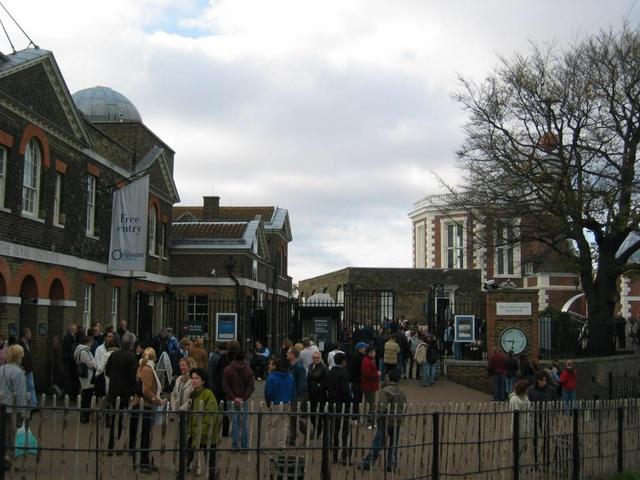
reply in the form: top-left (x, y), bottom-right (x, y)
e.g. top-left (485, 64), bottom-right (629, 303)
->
top-left (203, 196), bottom-right (220, 221)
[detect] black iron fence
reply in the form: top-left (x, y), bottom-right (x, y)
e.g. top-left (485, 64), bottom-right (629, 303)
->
top-left (2, 396), bottom-right (639, 480)
top-left (609, 371), bottom-right (640, 400)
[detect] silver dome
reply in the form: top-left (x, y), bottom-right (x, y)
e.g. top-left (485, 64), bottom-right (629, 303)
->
top-left (72, 86), bottom-right (142, 122)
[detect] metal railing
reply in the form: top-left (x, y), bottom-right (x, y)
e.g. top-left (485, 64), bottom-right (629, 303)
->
top-left (1, 395), bottom-right (639, 479)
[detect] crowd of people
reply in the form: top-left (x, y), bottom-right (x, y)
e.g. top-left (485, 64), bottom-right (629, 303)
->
top-left (487, 348), bottom-right (578, 412)
top-left (0, 316), bottom-right (589, 475)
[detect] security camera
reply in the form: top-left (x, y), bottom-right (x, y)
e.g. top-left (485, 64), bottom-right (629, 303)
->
top-left (210, 268), bottom-right (216, 276)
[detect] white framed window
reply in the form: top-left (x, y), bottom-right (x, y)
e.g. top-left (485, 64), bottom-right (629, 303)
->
top-left (415, 224), bottom-right (426, 268)
top-left (495, 220), bottom-right (515, 276)
top-left (83, 284), bottom-right (94, 330)
top-left (53, 172), bottom-right (64, 225)
top-left (148, 206), bottom-right (157, 255)
top-left (0, 147), bottom-right (6, 208)
top-left (22, 139), bottom-right (41, 216)
top-left (85, 175), bottom-right (96, 235)
top-left (110, 287), bottom-right (120, 328)
top-left (444, 221), bottom-right (465, 269)
top-left (524, 263), bottom-right (534, 275)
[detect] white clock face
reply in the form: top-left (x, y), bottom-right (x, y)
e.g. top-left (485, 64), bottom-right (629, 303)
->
top-left (500, 328), bottom-right (528, 354)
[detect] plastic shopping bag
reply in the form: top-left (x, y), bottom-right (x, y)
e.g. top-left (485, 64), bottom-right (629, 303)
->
top-left (15, 423), bottom-right (39, 458)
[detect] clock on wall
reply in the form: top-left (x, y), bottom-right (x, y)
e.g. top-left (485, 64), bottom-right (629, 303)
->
top-left (499, 327), bottom-right (528, 355)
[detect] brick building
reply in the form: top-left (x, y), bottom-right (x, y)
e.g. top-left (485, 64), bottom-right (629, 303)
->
top-left (299, 267), bottom-right (483, 341)
top-left (408, 193), bottom-right (590, 315)
top-left (0, 47), bottom-right (293, 391)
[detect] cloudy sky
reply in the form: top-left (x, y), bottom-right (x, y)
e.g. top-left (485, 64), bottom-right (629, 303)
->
top-left (2, 1), bottom-right (636, 281)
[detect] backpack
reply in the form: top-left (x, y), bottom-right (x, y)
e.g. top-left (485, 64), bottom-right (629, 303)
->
top-left (414, 343), bottom-right (427, 365)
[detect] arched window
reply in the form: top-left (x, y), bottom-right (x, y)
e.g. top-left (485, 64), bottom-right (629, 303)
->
top-left (148, 206), bottom-right (157, 255)
top-left (22, 139), bottom-right (41, 216)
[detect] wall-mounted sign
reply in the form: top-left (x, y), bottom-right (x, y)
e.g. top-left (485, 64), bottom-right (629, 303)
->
top-left (38, 323), bottom-right (48, 336)
top-left (496, 302), bottom-right (532, 316)
top-left (8, 323), bottom-right (17, 337)
top-left (216, 313), bottom-right (237, 341)
top-left (454, 315), bottom-right (475, 343)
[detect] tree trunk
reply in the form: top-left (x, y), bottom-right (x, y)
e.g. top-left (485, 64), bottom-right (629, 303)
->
top-left (585, 259), bottom-right (619, 356)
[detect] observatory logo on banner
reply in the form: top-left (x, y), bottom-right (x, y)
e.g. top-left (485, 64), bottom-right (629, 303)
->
top-left (108, 176), bottom-right (149, 272)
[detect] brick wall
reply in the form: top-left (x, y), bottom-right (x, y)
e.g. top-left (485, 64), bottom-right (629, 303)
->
top-left (445, 360), bottom-right (492, 394)
top-left (486, 289), bottom-right (539, 359)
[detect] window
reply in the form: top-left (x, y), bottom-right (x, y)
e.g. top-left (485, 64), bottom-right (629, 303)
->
top-left (53, 173), bottom-right (64, 225)
top-left (415, 224), bottom-right (426, 268)
top-left (186, 295), bottom-right (208, 334)
top-left (336, 286), bottom-right (344, 304)
top-left (0, 147), bottom-right (6, 208)
top-left (524, 263), bottom-right (534, 275)
top-left (83, 284), bottom-right (94, 329)
top-left (380, 291), bottom-right (394, 322)
top-left (22, 139), bottom-right (41, 216)
top-left (495, 221), bottom-right (515, 275)
top-left (445, 222), bottom-right (464, 268)
top-left (110, 287), bottom-right (120, 327)
top-left (85, 175), bottom-right (96, 235)
top-left (148, 206), bottom-right (157, 255)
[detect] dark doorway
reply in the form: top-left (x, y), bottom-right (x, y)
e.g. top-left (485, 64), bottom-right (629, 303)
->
top-left (48, 279), bottom-right (65, 395)
top-left (250, 308), bottom-right (267, 345)
top-left (19, 275), bottom-right (38, 338)
top-left (136, 291), bottom-right (154, 347)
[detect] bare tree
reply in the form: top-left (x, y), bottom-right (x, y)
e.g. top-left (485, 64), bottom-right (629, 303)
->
top-left (451, 24), bottom-right (640, 354)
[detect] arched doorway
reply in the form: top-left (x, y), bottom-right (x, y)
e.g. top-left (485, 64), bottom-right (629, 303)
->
top-left (47, 279), bottom-right (65, 395)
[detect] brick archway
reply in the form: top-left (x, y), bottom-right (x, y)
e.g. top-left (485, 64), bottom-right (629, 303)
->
top-left (45, 267), bottom-right (72, 300)
top-left (19, 124), bottom-right (51, 168)
top-left (11, 263), bottom-right (44, 297)
top-left (0, 272), bottom-right (6, 296)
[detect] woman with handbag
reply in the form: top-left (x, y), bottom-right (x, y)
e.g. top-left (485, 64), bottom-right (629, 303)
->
top-left (74, 335), bottom-right (96, 423)
top-left (129, 348), bottom-right (164, 474)
top-left (188, 368), bottom-right (221, 477)
top-left (0, 344), bottom-right (28, 470)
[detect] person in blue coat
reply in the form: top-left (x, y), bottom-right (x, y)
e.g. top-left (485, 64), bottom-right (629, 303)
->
top-left (286, 348), bottom-right (308, 445)
top-left (262, 358), bottom-right (295, 450)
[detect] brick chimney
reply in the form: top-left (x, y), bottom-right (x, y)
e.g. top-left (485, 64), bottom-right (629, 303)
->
top-left (203, 196), bottom-right (220, 221)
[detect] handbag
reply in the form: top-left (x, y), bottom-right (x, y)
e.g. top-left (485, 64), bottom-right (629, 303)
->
top-left (77, 362), bottom-right (88, 378)
top-left (15, 423), bottom-right (39, 458)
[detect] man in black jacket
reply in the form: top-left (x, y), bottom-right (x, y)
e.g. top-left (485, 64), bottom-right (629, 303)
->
top-left (394, 328), bottom-right (410, 379)
top-left (348, 342), bottom-right (366, 417)
top-left (324, 352), bottom-right (352, 464)
top-left (105, 331), bottom-right (138, 451)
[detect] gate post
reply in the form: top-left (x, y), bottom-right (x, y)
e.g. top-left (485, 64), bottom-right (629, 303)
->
top-left (512, 410), bottom-right (519, 480)
top-left (617, 406), bottom-right (624, 473)
top-left (432, 412), bottom-right (439, 480)
top-left (572, 408), bottom-right (580, 480)
top-left (321, 411), bottom-right (331, 480)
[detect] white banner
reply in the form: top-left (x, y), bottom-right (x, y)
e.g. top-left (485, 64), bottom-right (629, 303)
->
top-left (108, 176), bottom-right (149, 272)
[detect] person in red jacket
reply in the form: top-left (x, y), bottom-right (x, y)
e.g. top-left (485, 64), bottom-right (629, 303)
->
top-left (559, 360), bottom-right (577, 413)
top-left (361, 345), bottom-right (380, 427)
top-left (487, 348), bottom-right (508, 402)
